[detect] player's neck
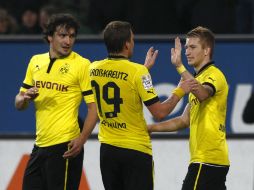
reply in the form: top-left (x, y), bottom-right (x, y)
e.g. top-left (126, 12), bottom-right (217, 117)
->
top-left (194, 59), bottom-right (212, 73)
top-left (108, 53), bottom-right (128, 59)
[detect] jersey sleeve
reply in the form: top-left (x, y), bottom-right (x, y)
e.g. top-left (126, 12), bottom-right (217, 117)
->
top-left (202, 69), bottom-right (226, 96)
top-left (135, 66), bottom-right (159, 106)
top-left (79, 58), bottom-right (94, 104)
top-left (20, 56), bottom-right (36, 92)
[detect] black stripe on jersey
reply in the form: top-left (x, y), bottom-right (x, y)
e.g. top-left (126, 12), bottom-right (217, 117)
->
top-left (82, 90), bottom-right (93, 96)
top-left (194, 61), bottom-right (214, 76)
top-left (144, 96), bottom-right (160, 106)
top-left (22, 83), bottom-right (33, 89)
top-left (202, 82), bottom-right (216, 96)
top-left (47, 58), bottom-right (57, 73)
top-left (108, 55), bottom-right (128, 59)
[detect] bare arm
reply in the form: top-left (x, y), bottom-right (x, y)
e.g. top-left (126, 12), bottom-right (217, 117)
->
top-left (143, 46), bottom-right (195, 120)
top-left (15, 87), bottom-right (39, 110)
top-left (147, 94), bottom-right (181, 121)
top-left (147, 79), bottom-right (196, 121)
top-left (179, 67), bottom-right (213, 101)
top-left (63, 102), bottom-right (98, 158)
top-left (148, 104), bottom-right (190, 132)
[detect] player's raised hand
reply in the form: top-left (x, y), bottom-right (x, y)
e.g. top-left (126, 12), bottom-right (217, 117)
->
top-left (144, 47), bottom-right (158, 70)
top-left (171, 37), bottom-right (183, 67)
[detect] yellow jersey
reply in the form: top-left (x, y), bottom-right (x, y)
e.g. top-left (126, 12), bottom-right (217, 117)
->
top-left (89, 56), bottom-right (159, 155)
top-left (189, 62), bottom-right (229, 165)
top-left (20, 52), bottom-right (94, 147)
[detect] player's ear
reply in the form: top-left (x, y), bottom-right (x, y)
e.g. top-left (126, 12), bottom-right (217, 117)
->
top-left (204, 47), bottom-right (211, 56)
top-left (47, 35), bottom-right (53, 43)
top-left (125, 41), bottom-right (131, 50)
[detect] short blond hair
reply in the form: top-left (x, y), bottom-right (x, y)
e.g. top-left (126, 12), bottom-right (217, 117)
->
top-left (187, 26), bottom-right (215, 58)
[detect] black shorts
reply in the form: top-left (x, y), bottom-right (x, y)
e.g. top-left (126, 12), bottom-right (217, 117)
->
top-left (22, 142), bottom-right (84, 190)
top-left (100, 143), bottom-right (154, 190)
top-left (182, 163), bottom-right (229, 190)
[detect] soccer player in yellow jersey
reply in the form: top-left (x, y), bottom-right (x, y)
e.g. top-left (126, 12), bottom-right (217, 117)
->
top-left (89, 21), bottom-right (195, 190)
top-left (149, 26), bottom-right (230, 190)
top-left (15, 14), bottom-right (97, 190)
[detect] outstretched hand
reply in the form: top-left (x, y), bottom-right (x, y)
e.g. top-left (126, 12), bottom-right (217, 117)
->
top-left (144, 47), bottom-right (158, 70)
top-left (63, 137), bottom-right (84, 159)
top-left (171, 37), bottom-right (183, 67)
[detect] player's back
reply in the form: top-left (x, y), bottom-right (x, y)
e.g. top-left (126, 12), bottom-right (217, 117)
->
top-left (89, 57), bottom-right (157, 155)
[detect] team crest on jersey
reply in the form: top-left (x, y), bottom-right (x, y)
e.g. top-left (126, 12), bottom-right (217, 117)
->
top-left (59, 63), bottom-right (70, 74)
top-left (142, 74), bottom-right (153, 90)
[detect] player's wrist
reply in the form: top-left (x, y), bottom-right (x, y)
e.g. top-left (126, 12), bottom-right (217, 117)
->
top-left (172, 87), bottom-right (185, 99)
top-left (176, 64), bottom-right (186, 74)
top-left (15, 94), bottom-right (29, 110)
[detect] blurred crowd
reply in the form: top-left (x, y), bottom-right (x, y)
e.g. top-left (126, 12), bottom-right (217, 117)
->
top-left (0, 0), bottom-right (254, 35)
top-left (0, 0), bottom-right (92, 35)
